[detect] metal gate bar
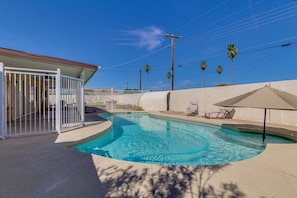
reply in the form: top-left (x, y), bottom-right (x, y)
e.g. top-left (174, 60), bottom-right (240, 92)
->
top-left (0, 63), bottom-right (5, 139)
top-left (1, 65), bottom-right (85, 137)
top-left (60, 75), bottom-right (84, 129)
top-left (5, 69), bottom-right (57, 136)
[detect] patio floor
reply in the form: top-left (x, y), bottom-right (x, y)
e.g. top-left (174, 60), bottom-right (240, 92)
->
top-left (0, 109), bottom-right (296, 198)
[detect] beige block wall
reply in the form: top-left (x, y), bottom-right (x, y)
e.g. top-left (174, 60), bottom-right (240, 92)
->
top-left (83, 80), bottom-right (297, 126)
top-left (139, 91), bottom-right (170, 111)
top-left (168, 80), bottom-right (297, 126)
top-left (84, 95), bottom-right (113, 105)
top-left (84, 93), bottom-right (144, 106)
top-left (117, 93), bottom-right (143, 106)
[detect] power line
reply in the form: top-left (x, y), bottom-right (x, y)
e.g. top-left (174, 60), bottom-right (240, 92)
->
top-left (238, 37), bottom-right (297, 56)
top-left (240, 35), bottom-right (297, 52)
top-left (100, 1), bottom-right (297, 75)
top-left (179, 2), bottom-right (297, 49)
top-left (183, 1), bottom-right (297, 42)
top-left (179, 39), bottom-right (297, 71)
top-left (174, 0), bottom-right (230, 34)
top-left (97, 1), bottom-right (241, 72)
top-left (101, 44), bottom-right (170, 70)
top-left (181, 0), bottom-right (265, 38)
top-left (102, 38), bottom-right (297, 74)
top-left (238, 49), bottom-right (282, 82)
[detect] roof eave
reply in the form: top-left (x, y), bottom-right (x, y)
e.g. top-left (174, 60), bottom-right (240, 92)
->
top-left (0, 47), bottom-right (98, 70)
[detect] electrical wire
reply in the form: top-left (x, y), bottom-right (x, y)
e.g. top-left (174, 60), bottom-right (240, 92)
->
top-left (174, 38), bottom-right (297, 72)
top-left (100, 1), bottom-right (297, 74)
top-left (174, 0), bottom-right (230, 34)
top-left (240, 35), bottom-right (297, 53)
top-left (101, 44), bottom-right (171, 70)
top-left (180, 0), bottom-right (266, 38)
top-left (238, 48), bottom-right (282, 82)
top-left (179, 2), bottom-right (297, 48)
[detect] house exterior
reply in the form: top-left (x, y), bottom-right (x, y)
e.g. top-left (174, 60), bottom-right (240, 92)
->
top-left (0, 47), bottom-right (98, 138)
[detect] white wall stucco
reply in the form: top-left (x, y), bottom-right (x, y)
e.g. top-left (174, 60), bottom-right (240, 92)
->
top-left (169, 80), bottom-right (297, 126)
top-left (117, 93), bottom-right (144, 106)
top-left (84, 80), bottom-right (297, 126)
top-left (139, 91), bottom-right (169, 111)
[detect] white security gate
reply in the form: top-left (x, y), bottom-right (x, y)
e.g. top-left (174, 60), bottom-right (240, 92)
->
top-left (60, 75), bottom-right (84, 130)
top-left (1, 63), bottom-right (84, 138)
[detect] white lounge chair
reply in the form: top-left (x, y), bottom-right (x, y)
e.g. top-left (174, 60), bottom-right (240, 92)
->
top-left (185, 102), bottom-right (198, 116)
top-left (205, 108), bottom-right (235, 119)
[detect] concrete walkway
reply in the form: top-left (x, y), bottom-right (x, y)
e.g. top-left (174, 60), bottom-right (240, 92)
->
top-left (0, 110), bottom-right (296, 198)
top-left (0, 134), bottom-right (103, 198)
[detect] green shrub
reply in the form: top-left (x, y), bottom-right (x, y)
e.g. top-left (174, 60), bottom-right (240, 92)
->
top-left (133, 106), bottom-right (143, 111)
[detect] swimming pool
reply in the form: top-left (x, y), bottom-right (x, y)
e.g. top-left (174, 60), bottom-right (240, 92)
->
top-left (74, 113), bottom-right (294, 165)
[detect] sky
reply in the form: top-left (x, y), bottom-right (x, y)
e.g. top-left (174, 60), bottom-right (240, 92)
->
top-left (1, 0), bottom-right (297, 91)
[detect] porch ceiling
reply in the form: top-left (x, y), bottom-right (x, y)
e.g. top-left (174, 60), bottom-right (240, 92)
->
top-left (0, 47), bottom-right (99, 84)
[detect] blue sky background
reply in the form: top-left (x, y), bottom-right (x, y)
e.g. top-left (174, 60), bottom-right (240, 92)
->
top-left (1, 0), bottom-right (297, 91)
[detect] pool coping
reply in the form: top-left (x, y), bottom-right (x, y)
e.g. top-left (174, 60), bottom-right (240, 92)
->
top-left (150, 111), bottom-right (297, 142)
top-left (57, 110), bottom-right (297, 197)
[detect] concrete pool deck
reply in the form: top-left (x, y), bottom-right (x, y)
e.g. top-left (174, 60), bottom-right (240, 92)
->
top-left (0, 110), bottom-right (296, 198)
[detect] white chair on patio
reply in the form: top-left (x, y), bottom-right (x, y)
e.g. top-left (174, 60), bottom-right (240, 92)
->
top-left (185, 102), bottom-right (198, 116)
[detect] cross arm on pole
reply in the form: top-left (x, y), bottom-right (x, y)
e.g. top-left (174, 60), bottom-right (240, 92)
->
top-left (165, 33), bottom-right (181, 90)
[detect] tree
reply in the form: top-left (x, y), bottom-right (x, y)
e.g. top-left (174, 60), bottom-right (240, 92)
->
top-left (167, 71), bottom-right (171, 90)
top-left (227, 43), bottom-right (238, 84)
top-left (216, 65), bottom-right (223, 84)
top-left (200, 60), bottom-right (207, 87)
top-left (144, 64), bottom-right (150, 90)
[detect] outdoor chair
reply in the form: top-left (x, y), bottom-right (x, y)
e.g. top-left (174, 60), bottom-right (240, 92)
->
top-left (185, 102), bottom-right (198, 116)
top-left (205, 108), bottom-right (235, 119)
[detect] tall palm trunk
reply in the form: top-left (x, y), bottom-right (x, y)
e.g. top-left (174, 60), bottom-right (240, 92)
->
top-left (232, 60), bottom-right (234, 84)
top-left (202, 71), bottom-right (205, 87)
top-left (147, 74), bottom-right (150, 91)
top-left (218, 74), bottom-right (221, 84)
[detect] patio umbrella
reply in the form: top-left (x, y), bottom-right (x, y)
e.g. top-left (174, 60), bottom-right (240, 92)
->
top-left (215, 85), bottom-right (297, 142)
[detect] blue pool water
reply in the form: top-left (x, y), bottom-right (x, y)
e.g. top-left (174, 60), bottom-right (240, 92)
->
top-left (74, 113), bottom-right (294, 165)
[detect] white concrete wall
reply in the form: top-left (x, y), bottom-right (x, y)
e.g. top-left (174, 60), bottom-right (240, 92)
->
top-left (139, 91), bottom-right (169, 111)
top-left (83, 80), bottom-right (297, 126)
top-left (84, 94), bottom-right (119, 105)
top-left (169, 80), bottom-right (297, 126)
top-left (117, 93), bottom-right (144, 106)
top-left (84, 93), bottom-right (144, 107)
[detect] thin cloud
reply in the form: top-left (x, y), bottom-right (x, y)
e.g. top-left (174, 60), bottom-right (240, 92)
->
top-left (178, 80), bottom-right (197, 89)
top-left (118, 26), bottom-right (165, 51)
top-left (150, 80), bottom-right (169, 91)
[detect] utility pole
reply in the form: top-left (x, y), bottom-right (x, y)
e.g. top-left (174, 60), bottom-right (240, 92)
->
top-left (139, 68), bottom-right (142, 91)
top-left (165, 33), bottom-right (181, 90)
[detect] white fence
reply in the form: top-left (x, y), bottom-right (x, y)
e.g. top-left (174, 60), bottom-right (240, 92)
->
top-left (0, 63), bottom-right (5, 139)
top-left (0, 63), bottom-right (84, 138)
top-left (84, 88), bottom-right (145, 111)
top-left (60, 75), bottom-right (84, 130)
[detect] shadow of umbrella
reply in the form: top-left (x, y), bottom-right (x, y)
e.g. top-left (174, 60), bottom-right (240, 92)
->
top-left (215, 85), bottom-right (297, 142)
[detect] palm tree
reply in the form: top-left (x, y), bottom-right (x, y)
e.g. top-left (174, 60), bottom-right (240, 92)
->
top-left (167, 71), bottom-right (171, 90)
top-left (227, 43), bottom-right (238, 84)
top-left (216, 65), bottom-right (223, 84)
top-left (200, 60), bottom-right (207, 87)
top-left (144, 64), bottom-right (150, 90)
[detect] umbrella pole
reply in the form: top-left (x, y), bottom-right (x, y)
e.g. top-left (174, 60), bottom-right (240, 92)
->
top-left (262, 108), bottom-right (267, 142)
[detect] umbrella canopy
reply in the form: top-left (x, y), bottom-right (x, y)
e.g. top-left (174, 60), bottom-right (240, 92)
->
top-left (215, 86), bottom-right (297, 142)
top-left (215, 86), bottom-right (297, 110)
